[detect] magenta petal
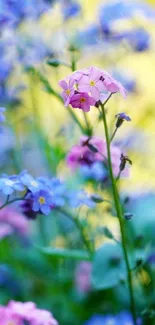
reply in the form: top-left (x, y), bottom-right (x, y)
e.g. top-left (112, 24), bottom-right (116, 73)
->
top-left (81, 103), bottom-right (90, 112)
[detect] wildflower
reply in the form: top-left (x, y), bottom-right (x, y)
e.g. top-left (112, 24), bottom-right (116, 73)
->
top-left (59, 78), bottom-right (75, 106)
top-left (67, 136), bottom-right (130, 178)
top-left (68, 189), bottom-right (96, 208)
top-left (80, 161), bottom-right (107, 182)
top-left (0, 107), bottom-right (6, 123)
top-left (70, 92), bottom-right (96, 112)
top-left (0, 202), bottom-right (28, 238)
top-left (78, 67), bottom-right (105, 101)
top-left (112, 71), bottom-right (136, 93)
top-left (31, 189), bottom-right (53, 215)
top-left (84, 314), bottom-right (116, 325)
top-left (0, 300), bottom-right (58, 325)
top-left (59, 67), bottom-right (126, 109)
top-left (115, 112), bottom-right (131, 128)
top-left (0, 174), bottom-right (25, 195)
top-left (19, 172), bottom-right (42, 193)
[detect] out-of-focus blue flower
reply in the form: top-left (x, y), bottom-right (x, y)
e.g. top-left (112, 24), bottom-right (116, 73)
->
top-left (80, 162), bottom-right (107, 182)
top-left (17, 30), bottom-right (53, 68)
top-left (84, 314), bottom-right (117, 325)
top-left (118, 311), bottom-right (142, 324)
top-left (0, 174), bottom-right (25, 195)
top-left (68, 190), bottom-right (96, 208)
top-left (0, 107), bottom-right (6, 123)
top-left (61, 0), bottom-right (81, 21)
top-left (76, 25), bottom-right (101, 47)
top-left (99, 0), bottom-right (155, 35)
top-left (0, 0), bottom-right (53, 29)
top-left (112, 71), bottom-right (136, 93)
top-left (19, 172), bottom-right (42, 193)
top-left (31, 189), bottom-right (53, 215)
top-left (114, 28), bottom-right (150, 52)
top-left (84, 312), bottom-right (141, 325)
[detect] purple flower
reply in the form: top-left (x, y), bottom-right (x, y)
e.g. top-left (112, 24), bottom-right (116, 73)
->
top-left (70, 92), bottom-right (96, 112)
top-left (115, 112), bottom-right (131, 128)
top-left (59, 78), bottom-right (75, 106)
top-left (31, 190), bottom-right (53, 215)
top-left (0, 107), bottom-right (6, 123)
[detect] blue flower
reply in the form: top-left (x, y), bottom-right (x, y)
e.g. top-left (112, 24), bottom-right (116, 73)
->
top-left (99, 0), bottom-right (155, 35)
top-left (118, 311), bottom-right (142, 325)
top-left (68, 190), bottom-right (96, 208)
top-left (0, 175), bottom-right (25, 195)
top-left (0, 107), bottom-right (6, 123)
top-left (62, 0), bottom-right (81, 21)
top-left (80, 162), bottom-right (107, 182)
top-left (84, 314), bottom-right (116, 325)
top-left (19, 172), bottom-right (42, 193)
top-left (31, 189), bottom-right (53, 215)
top-left (116, 28), bottom-right (150, 52)
top-left (76, 25), bottom-right (101, 47)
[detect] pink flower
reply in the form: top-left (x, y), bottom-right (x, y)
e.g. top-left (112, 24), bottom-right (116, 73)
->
top-left (0, 203), bottom-right (29, 240)
top-left (0, 301), bottom-right (58, 325)
top-left (66, 136), bottom-right (104, 170)
top-left (59, 78), bottom-right (75, 106)
top-left (75, 262), bottom-right (92, 294)
top-left (59, 67), bottom-right (127, 108)
top-left (69, 92), bottom-right (96, 112)
top-left (67, 136), bottom-right (129, 178)
top-left (78, 67), bottom-right (105, 101)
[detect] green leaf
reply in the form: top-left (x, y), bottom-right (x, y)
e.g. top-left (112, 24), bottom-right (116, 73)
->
top-left (47, 59), bottom-right (61, 67)
top-left (38, 247), bottom-right (91, 261)
top-left (92, 243), bottom-right (126, 290)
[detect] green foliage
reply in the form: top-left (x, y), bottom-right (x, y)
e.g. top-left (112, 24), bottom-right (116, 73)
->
top-left (92, 243), bottom-right (127, 290)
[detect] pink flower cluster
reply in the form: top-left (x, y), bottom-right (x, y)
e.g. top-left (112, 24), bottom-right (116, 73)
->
top-left (0, 300), bottom-right (58, 325)
top-left (0, 203), bottom-right (29, 240)
top-left (59, 67), bottom-right (126, 112)
top-left (66, 136), bottom-right (129, 177)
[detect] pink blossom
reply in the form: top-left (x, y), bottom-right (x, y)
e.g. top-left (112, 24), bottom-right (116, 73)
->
top-left (69, 92), bottom-right (96, 112)
top-left (66, 136), bottom-right (104, 170)
top-left (75, 262), bottom-right (92, 294)
top-left (78, 67), bottom-right (105, 101)
top-left (59, 78), bottom-right (75, 106)
top-left (67, 136), bottom-right (129, 177)
top-left (59, 67), bottom-right (127, 108)
top-left (0, 301), bottom-right (58, 325)
top-left (0, 203), bottom-right (29, 240)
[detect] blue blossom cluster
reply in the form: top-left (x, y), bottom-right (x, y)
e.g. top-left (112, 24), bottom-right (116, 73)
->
top-left (0, 0), bottom-right (55, 29)
top-left (80, 162), bottom-right (107, 182)
top-left (84, 311), bottom-right (141, 325)
top-left (0, 172), bottom-right (96, 217)
top-left (75, 0), bottom-right (154, 53)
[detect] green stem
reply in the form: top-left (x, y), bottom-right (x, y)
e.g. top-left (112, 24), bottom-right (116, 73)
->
top-left (0, 197), bottom-right (25, 210)
top-left (100, 102), bottom-right (137, 325)
top-left (57, 208), bottom-right (93, 258)
top-left (110, 127), bottom-right (118, 142)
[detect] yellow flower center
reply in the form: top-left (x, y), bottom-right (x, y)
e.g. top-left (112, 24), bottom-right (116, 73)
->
top-left (89, 80), bottom-right (95, 86)
top-left (80, 97), bottom-right (86, 103)
top-left (39, 196), bottom-right (45, 204)
top-left (65, 89), bottom-right (70, 95)
top-left (7, 322), bottom-right (16, 325)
